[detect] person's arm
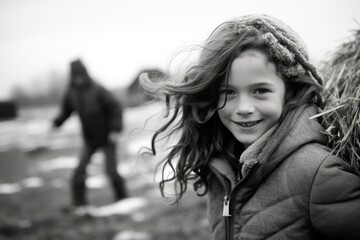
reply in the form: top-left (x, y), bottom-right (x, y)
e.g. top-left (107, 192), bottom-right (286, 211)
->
top-left (53, 91), bottom-right (73, 128)
top-left (309, 155), bottom-right (360, 240)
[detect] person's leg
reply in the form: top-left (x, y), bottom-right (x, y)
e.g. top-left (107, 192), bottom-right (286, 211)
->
top-left (72, 142), bottom-right (95, 206)
top-left (103, 141), bottom-right (127, 200)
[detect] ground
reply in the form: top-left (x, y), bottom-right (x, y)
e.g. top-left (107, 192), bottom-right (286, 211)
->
top-left (0, 103), bottom-right (211, 240)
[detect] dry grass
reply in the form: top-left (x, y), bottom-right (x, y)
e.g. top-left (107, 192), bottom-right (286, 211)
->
top-left (317, 28), bottom-right (360, 175)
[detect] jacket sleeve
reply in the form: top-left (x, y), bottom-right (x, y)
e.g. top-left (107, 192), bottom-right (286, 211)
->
top-left (98, 86), bottom-right (123, 132)
top-left (53, 91), bottom-right (73, 128)
top-left (309, 155), bottom-right (360, 240)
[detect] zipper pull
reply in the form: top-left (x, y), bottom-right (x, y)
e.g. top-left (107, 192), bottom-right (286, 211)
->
top-left (222, 195), bottom-right (231, 217)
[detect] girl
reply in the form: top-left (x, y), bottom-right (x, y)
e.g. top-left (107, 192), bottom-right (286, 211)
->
top-left (141, 15), bottom-right (360, 240)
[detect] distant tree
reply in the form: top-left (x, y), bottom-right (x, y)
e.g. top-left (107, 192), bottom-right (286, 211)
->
top-left (12, 70), bottom-right (67, 108)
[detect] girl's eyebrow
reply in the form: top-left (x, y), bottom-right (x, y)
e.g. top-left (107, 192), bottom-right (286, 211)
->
top-left (249, 82), bottom-right (274, 87)
top-left (219, 81), bottom-right (275, 89)
top-left (220, 82), bottom-right (273, 87)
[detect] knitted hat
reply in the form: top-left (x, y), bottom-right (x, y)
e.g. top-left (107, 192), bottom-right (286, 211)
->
top-left (225, 14), bottom-right (323, 86)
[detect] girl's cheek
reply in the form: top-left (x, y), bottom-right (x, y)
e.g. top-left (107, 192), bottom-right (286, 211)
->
top-left (222, 102), bottom-right (235, 114)
top-left (217, 108), bottom-right (231, 122)
top-left (261, 101), bottom-right (283, 117)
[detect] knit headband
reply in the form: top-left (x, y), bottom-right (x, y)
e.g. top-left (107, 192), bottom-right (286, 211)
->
top-left (225, 15), bottom-right (323, 86)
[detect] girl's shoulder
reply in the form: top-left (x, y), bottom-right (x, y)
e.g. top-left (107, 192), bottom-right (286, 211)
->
top-left (282, 142), bottom-right (358, 188)
top-left (308, 145), bottom-right (360, 239)
top-left (290, 142), bottom-right (360, 198)
top-left (290, 142), bottom-right (356, 176)
top-left (286, 142), bottom-right (333, 172)
top-left (310, 148), bottom-right (360, 193)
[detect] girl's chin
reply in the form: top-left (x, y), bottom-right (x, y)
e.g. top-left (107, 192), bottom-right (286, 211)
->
top-left (236, 137), bottom-right (259, 148)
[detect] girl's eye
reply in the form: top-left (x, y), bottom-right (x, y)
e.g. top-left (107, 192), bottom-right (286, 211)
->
top-left (220, 89), bottom-right (235, 96)
top-left (253, 88), bottom-right (271, 95)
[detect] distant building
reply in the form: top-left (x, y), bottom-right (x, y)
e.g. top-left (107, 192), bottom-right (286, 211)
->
top-left (114, 69), bottom-right (166, 107)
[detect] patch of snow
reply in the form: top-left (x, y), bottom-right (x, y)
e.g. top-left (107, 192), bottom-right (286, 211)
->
top-left (91, 197), bottom-right (148, 217)
top-left (86, 175), bottom-right (107, 189)
top-left (37, 156), bottom-right (77, 171)
top-left (0, 183), bottom-right (21, 194)
top-left (22, 177), bottom-right (44, 188)
top-left (113, 230), bottom-right (152, 240)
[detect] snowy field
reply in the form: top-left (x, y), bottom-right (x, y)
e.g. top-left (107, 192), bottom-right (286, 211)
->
top-left (0, 103), bottom-right (210, 240)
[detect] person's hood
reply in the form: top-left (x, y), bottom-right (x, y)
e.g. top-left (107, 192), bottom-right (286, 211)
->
top-left (69, 59), bottom-right (93, 89)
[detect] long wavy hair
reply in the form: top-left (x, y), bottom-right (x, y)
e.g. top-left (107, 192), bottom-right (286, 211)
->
top-left (140, 21), bottom-right (323, 203)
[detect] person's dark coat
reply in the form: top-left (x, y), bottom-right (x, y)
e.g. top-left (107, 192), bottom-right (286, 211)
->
top-left (53, 61), bottom-right (122, 147)
top-left (207, 106), bottom-right (360, 240)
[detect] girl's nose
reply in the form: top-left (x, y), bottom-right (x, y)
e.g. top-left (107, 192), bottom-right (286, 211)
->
top-left (235, 97), bottom-right (255, 115)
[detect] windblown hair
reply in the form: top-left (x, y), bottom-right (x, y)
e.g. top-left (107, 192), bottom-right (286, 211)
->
top-left (141, 21), bottom-right (323, 203)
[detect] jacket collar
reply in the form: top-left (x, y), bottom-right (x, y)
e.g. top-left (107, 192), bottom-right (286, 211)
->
top-left (209, 105), bottom-right (326, 191)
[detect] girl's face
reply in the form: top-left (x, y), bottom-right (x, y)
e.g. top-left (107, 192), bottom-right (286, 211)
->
top-left (217, 49), bottom-right (285, 148)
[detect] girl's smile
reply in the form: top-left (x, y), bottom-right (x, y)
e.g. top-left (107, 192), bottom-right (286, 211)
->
top-left (217, 49), bottom-right (285, 148)
top-left (232, 119), bottom-right (263, 128)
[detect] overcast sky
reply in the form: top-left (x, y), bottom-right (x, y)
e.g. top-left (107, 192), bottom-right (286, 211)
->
top-left (1, 0), bottom-right (359, 99)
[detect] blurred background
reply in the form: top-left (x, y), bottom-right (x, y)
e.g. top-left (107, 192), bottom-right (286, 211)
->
top-left (0, 0), bottom-right (359, 239)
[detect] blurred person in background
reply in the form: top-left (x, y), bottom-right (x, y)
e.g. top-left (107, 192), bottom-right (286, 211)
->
top-left (53, 59), bottom-right (127, 213)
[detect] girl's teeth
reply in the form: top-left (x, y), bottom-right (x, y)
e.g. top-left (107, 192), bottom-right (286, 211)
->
top-left (240, 121), bottom-right (259, 127)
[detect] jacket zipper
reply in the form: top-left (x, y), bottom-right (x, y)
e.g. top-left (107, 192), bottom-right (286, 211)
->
top-left (209, 166), bottom-right (231, 197)
top-left (223, 163), bottom-right (260, 240)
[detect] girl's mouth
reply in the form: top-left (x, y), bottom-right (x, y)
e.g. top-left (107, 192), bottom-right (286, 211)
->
top-left (234, 120), bottom-right (263, 128)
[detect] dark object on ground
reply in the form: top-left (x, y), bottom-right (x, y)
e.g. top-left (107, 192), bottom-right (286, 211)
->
top-left (0, 101), bottom-right (17, 120)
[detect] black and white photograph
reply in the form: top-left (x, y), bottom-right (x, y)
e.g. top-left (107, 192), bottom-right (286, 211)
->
top-left (0, 0), bottom-right (359, 239)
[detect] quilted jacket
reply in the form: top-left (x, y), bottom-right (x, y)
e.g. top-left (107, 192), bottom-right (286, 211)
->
top-left (207, 106), bottom-right (360, 240)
